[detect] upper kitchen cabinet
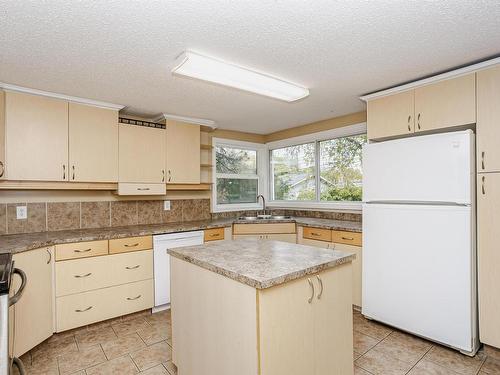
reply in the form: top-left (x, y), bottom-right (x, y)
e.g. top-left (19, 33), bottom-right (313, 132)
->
top-left (5, 91), bottom-right (68, 181)
top-left (0, 91), bottom-right (5, 179)
top-left (68, 103), bottom-right (118, 182)
top-left (477, 65), bottom-right (500, 173)
top-left (367, 90), bottom-right (414, 140)
top-left (414, 73), bottom-right (476, 133)
top-left (366, 74), bottom-right (476, 141)
top-left (166, 120), bottom-right (200, 184)
top-left (119, 122), bottom-right (166, 184)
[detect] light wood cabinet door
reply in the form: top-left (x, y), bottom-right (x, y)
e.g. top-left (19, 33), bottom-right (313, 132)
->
top-left (313, 264), bottom-right (353, 375)
top-left (0, 90), bottom-right (5, 179)
top-left (259, 274), bottom-right (315, 375)
top-left (10, 247), bottom-right (54, 356)
top-left (477, 66), bottom-right (500, 173)
top-left (119, 123), bottom-right (166, 183)
top-left (5, 91), bottom-right (68, 181)
top-left (477, 173), bottom-right (500, 348)
top-left (335, 243), bottom-right (362, 307)
top-left (68, 103), bottom-right (118, 182)
top-left (414, 74), bottom-right (476, 133)
top-left (166, 120), bottom-right (200, 184)
top-left (367, 90), bottom-right (414, 140)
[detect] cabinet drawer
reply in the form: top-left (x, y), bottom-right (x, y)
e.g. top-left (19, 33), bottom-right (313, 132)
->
top-left (117, 183), bottom-right (166, 196)
top-left (55, 240), bottom-right (108, 261)
top-left (109, 236), bottom-right (152, 254)
top-left (233, 223), bottom-right (296, 235)
top-left (204, 228), bottom-right (225, 242)
top-left (302, 227), bottom-right (332, 242)
top-left (331, 230), bottom-right (362, 246)
top-left (111, 250), bottom-right (153, 285)
top-left (56, 279), bottom-right (153, 332)
top-left (55, 256), bottom-right (110, 297)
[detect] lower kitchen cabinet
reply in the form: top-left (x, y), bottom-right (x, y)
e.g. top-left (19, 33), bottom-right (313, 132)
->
top-left (9, 247), bottom-right (54, 357)
top-left (232, 223), bottom-right (297, 243)
top-left (233, 233), bottom-right (297, 243)
top-left (477, 173), bottom-right (500, 348)
top-left (298, 226), bottom-right (363, 307)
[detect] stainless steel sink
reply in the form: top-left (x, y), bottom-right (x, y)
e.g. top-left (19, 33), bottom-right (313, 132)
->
top-left (237, 215), bottom-right (291, 221)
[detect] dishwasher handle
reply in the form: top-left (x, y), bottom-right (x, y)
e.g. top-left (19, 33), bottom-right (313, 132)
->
top-left (9, 268), bottom-right (27, 307)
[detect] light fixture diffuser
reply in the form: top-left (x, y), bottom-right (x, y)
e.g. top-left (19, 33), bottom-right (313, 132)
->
top-left (172, 51), bottom-right (309, 102)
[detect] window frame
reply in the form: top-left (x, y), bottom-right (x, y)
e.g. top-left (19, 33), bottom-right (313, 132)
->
top-left (212, 138), bottom-right (269, 213)
top-left (267, 122), bottom-right (367, 211)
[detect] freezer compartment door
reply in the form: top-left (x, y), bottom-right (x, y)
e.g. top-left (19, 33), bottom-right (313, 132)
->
top-left (363, 130), bottom-right (474, 204)
top-left (362, 203), bottom-right (476, 352)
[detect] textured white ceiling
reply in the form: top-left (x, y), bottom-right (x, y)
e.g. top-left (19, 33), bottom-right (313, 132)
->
top-left (1, 1), bottom-right (500, 134)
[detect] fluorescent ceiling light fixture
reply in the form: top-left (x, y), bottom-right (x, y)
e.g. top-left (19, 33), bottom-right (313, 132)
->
top-left (172, 51), bottom-right (309, 102)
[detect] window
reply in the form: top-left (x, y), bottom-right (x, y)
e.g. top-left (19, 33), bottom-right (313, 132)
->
top-left (213, 139), bottom-right (267, 211)
top-left (270, 128), bottom-right (367, 206)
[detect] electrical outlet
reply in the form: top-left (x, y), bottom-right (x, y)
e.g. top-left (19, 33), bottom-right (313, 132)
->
top-left (16, 205), bottom-right (27, 220)
top-left (163, 200), bottom-right (171, 211)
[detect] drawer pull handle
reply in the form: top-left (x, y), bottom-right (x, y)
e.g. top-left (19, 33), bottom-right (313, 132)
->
top-left (341, 236), bottom-right (354, 241)
top-left (311, 232), bottom-right (321, 237)
top-left (74, 273), bottom-right (92, 278)
top-left (75, 306), bottom-right (93, 313)
top-left (74, 248), bottom-right (92, 253)
top-left (126, 265), bottom-right (140, 270)
top-left (127, 295), bottom-right (142, 301)
top-left (210, 233), bottom-right (220, 237)
top-left (307, 278), bottom-right (314, 304)
top-left (124, 243), bottom-right (139, 248)
top-left (137, 188), bottom-right (150, 191)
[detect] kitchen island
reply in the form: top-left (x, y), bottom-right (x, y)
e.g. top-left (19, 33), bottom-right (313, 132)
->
top-left (168, 239), bottom-right (355, 375)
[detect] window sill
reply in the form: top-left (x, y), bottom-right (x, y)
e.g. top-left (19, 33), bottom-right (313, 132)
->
top-left (267, 200), bottom-right (362, 212)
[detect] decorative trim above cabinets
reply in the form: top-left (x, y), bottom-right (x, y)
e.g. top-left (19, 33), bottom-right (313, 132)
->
top-left (0, 82), bottom-right (124, 110)
top-left (153, 113), bottom-right (217, 128)
top-left (360, 56), bottom-right (500, 102)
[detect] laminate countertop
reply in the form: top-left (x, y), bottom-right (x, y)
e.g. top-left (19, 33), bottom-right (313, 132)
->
top-left (0, 217), bottom-right (361, 254)
top-left (168, 239), bottom-right (355, 289)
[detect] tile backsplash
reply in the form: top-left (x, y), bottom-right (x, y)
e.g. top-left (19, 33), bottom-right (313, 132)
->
top-left (211, 209), bottom-right (362, 222)
top-left (0, 199), bottom-right (211, 235)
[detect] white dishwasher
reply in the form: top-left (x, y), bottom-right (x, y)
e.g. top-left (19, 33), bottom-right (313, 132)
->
top-left (153, 231), bottom-right (204, 312)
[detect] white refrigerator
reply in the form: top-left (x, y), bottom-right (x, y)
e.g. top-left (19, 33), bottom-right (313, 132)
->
top-left (362, 130), bottom-right (478, 355)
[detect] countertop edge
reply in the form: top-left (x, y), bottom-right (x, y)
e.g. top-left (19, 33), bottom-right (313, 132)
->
top-left (168, 249), bottom-right (356, 289)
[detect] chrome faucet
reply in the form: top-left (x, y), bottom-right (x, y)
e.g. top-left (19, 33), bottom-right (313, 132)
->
top-left (257, 194), bottom-right (267, 216)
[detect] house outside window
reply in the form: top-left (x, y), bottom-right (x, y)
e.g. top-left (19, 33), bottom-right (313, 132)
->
top-left (212, 138), bottom-right (268, 212)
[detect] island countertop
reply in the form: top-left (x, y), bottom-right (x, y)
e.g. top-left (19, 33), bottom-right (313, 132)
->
top-left (168, 239), bottom-right (355, 289)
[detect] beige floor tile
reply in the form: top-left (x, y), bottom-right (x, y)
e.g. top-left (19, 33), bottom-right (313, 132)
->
top-left (101, 333), bottom-right (147, 360)
top-left (408, 359), bottom-right (462, 374)
top-left (483, 346), bottom-right (500, 362)
top-left (75, 326), bottom-right (118, 349)
top-left (424, 346), bottom-right (485, 375)
top-left (481, 356), bottom-right (500, 374)
top-left (86, 355), bottom-right (139, 375)
top-left (138, 321), bottom-right (172, 346)
top-left (131, 341), bottom-right (172, 371)
top-left (166, 337), bottom-right (172, 347)
top-left (31, 335), bottom-right (78, 363)
top-left (21, 358), bottom-right (59, 375)
top-left (123, 309), bottom-right (153, 322)
top-left (354, 365), bottom-right (373, 375)
top-left (354, 331), bottom-right (380, 354)
top-left (146, 310), bottom-right (171, 325)
top-left (57, 345), bottom-right (107, 375)
top-left (140, 364), bottom-right (169, 374)
top-left (354, 314), bottom-right (393, 340)
top-left (355, 347), bottom-right (414, 375)
top-left (374, 331), bottom-right (432, 365)
top-left (163, 360), bottom-right (177, 375)
top-left (354, 351), bottom-right (363, 361)
top-left (112, 317), bottom-right (150, 337)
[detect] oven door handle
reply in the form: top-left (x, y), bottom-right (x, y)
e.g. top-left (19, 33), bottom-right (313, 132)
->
top-left (11, 357), bottom-right (26, 375)
top-left (9, 268), bottom-right (27, 307)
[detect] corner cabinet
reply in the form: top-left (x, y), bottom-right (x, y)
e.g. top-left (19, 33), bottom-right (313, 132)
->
top-left (5, 91), bottom-right (69, 181)
top-left (366, 74), bottom-right (476, 141)
top-left (166, 120), bottom-right (200, 184)
top-left (9, 247), bottom-right (54, 357)
top-left (118, 122), bottom-right (166, 184)
top-left (68, 103), bottom-right (118, 182)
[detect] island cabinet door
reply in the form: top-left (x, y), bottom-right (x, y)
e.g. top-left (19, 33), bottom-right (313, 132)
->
top-left (258, 276), bottom-right (315, 375)
top-left (313, 264), bottom-right (354, 375)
